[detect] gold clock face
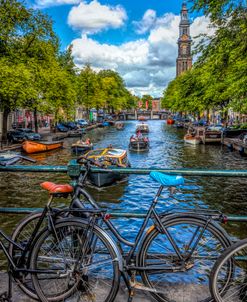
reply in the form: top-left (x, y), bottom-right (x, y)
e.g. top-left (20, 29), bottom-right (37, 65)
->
top-left (181, 34), bottom-right (188, 41)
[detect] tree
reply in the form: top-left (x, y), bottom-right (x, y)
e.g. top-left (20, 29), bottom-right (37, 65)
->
top-left (162, 1), bottom-right (247, 119)
top-left (0, 0), bottom-right (59, 138)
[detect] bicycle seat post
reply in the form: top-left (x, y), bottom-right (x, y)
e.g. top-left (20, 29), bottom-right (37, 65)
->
top-left (46, 195), bottom-right (54, 207)
top-left (154, 185), bottom-right (164, 204)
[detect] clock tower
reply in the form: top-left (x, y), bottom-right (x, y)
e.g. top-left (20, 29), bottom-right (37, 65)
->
top-left (176, 2), bottom-right (192, 76)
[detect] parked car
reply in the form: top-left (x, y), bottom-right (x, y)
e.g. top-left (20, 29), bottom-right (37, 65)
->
top-left (7, 128), bottom-right (41, 143)
top-left (76, 119), bottom-right (88, 127)
top-left (17, 128), bottom-right (41, 140)
top-left (56, 123), bottom-right (69, 132)
top-left (62, 122), bottom-right (78, 130)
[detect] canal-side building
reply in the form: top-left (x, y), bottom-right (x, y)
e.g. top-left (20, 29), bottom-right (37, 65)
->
top-left (176, 2), bottom-right (193, 76)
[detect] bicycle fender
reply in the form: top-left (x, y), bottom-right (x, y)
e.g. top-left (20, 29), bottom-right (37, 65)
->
top-left (94, 224), bottom-right (124, 272)
top-left (159, 213), bottom-right (232, 244)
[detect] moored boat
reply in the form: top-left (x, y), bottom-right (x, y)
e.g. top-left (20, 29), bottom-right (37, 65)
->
top-left (138, 115), bottom-right (147, 121)
top-left (184, 134), bottom-right (201, 145)
top-left (129, 135), bottom-right (149, 151)
top-left (71, 139), bottom-right (93, 154)
top-left (84, 148), bottom-right (130, 187)
top-left (22, 140), bottom-right (63, 154)
top-left (167, 119), bottom-right (175, 125)
top-left (195, 126), bottom-right (222, 144)
top-left (136, 123), bottom-right (149, 133)
top-left (0, 152), bottom-right (21, 165)
top-left (115, 122), bottom-right (125, 130)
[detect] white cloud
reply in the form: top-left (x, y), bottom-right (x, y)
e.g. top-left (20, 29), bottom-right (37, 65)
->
top-left (70, 11), bottom-right (214, 97)
top-left (34, 0), bottom-right (80, 8)
top-left (68, 0), bottom-right (127, 34)
top-left (133, 9), bottom-right (156, 34)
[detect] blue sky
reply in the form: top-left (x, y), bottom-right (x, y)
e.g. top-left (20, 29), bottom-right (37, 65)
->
top-left (29, 0), bottom-right (213, 97)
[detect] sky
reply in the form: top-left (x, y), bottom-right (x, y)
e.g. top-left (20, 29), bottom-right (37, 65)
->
top-left (28, 0), bottom-right (214, 97)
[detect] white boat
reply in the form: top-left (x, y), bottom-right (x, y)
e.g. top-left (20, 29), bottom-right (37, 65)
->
top-left (184, 134), bottom-right (201, 145)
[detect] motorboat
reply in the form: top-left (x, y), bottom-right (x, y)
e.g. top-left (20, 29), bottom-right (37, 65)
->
top-left (167, 119), bottom-right (175, 125)
top-left (84, 148), bottom-right (130, 187)
top-left (138, 116), bottom-right (148, 121)
top-left (115, 122), bottom-right (125, 130)
top-left (136, 123), bottom-right (149, 133)
top-left (129, 135), bottom-right (149, 151)
top-left (184, 134), bottom-right (201, 145)
top-left (71, 140), bottom-right (93, 155)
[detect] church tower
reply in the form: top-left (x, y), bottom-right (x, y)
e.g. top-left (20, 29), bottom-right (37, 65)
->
top-left (176, 2), bottom-right (192, 76)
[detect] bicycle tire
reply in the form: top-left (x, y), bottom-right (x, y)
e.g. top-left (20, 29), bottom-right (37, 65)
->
top-left (137, 214), bottom-right (231, 302)
top-left (9, 211), bottom-right (45, 300)
top-left (210, 238), bottom-right (247, 302)
top-left (30, 218), bottom-right (120, 302)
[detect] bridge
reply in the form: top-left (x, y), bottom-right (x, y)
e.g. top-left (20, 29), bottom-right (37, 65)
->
top-left (118, 110), bottom-right (169, 120)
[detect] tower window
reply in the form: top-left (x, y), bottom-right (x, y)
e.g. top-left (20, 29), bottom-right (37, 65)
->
top-left (183, 28), bottom-right (187, 35)
top-left (182, 13), bottom-right (187, 20)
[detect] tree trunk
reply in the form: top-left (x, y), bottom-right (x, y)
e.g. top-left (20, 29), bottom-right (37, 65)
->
top-left (2, 107), bottom-right (10, 141)
top-left (34, 108), bottom-right (38, 133)
top-left (206, 109), bottom-right (210, 123)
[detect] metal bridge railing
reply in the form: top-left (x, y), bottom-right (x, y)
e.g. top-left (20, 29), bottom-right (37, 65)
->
top-left (0, 159), bottom-right (247, 221)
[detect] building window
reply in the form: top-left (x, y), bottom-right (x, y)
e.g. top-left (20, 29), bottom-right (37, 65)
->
top-left (182, 45), bottom-right (187, 55)
top-left (182, 13), bottom-right (187, 20)
top-left (183, 28), bottom-right (187, 35)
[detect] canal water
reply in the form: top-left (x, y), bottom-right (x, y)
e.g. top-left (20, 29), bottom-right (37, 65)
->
top-left (0, 120), bottom-right (247, 241)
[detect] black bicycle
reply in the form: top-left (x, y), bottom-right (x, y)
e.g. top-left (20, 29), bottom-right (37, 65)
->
top-left (10, 157), bottom-right (233, 302)
top-left (1, 157), bottom-right (113, 302)
top-left (210, 237), bottom-right (247, 302)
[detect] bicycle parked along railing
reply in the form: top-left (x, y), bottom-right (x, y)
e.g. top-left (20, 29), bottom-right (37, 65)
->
top-left (210, 237), bottom-right (247, 302)
top-left (10, 156), bottom-right (234, 302)
top-left (1, 156), bottom-right (114, 302)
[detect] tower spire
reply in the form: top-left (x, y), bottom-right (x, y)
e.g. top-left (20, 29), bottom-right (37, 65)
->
top-left (176, 2), bottom-right (193, 76)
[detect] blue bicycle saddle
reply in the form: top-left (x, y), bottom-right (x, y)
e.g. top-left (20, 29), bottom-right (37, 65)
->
top-left (150, 172), bottom-right (184, 187)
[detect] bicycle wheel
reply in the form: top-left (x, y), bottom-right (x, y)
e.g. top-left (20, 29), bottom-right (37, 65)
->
top-left (210, 238), bottom-right (247, 302)
top-left (9, 211), bottom-right (45, 300)
top-left (137, 214), bottom-right (231, 302)
top-left (30, 218), bottom-right (120, 302)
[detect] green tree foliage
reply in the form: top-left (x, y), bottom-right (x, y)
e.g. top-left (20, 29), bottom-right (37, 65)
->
top-left (0, 0), bottom-right (136, 139)
top-left (162, 1), bottom-right (247, 118)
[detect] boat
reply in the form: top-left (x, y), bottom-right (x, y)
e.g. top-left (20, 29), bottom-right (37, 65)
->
top-left (136, 123), bottom-right (149, 133)
top-left (115, 122), bottom-right (124, 130)
top-left (68, 129), bottom-right (85, 137)
top-left (71, 140), bottom-right (93, 155)
top-left (0, 152), bottom-right (21, 166)
top-left (167, 118), bottom-right (175, 125)
top-left (84, 148), bottom-right (130, 187)
top-left (22, 140), bottom-right (63, 154)
top-left (195, 126), bottom-right (222, 144)
top-left (184, 133), bottom-right (201, 145)
top-left (0, 152), bottom-right (36, 165)
top-left (102, 121), bottom-right (110, 127)
top-left (129, 135), bottom-right (149, 151)
top-left (138, 116), bottom-right (147, 121)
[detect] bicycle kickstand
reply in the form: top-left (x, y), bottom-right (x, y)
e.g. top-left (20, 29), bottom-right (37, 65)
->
top-left (128, 290), bottom-right (134, 302)
top-left (0, 270), bottom-right (13, 302)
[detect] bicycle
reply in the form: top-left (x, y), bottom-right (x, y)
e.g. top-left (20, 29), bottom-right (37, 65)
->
top-left (1, 157), bottom-right (114, 302)
top-left (210, 237), bottom-right (247, 302)
top-left (12, 156), bottom-right (233, 302)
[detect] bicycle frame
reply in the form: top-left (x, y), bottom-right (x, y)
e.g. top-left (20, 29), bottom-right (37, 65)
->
top-left (70, 165), bottom-right (216, 269)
